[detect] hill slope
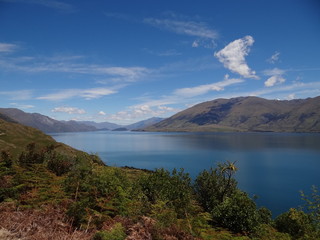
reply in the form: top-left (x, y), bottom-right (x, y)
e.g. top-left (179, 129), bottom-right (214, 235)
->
top-left (145, 96), bottom-right (320, 132)
top-left (0, 118), bottom-right (85, 157)
top-left (126, 117), bottom-right (164, 130)
top-left (0, 108), bottom-right (96, 133)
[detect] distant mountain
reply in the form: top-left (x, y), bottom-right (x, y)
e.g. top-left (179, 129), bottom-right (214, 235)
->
top-left (0, 108), bottom-right (96, 133)
top-left (79, 117), bottom-right (164, 131)
top-left (78, 121), bottom-right (122, 130)
top-left (112, 127), bottom-right (128, 131)
top-left (144, 96), bottom-right (320, 132)
top-left (126, 117), bottom-right (164, 130)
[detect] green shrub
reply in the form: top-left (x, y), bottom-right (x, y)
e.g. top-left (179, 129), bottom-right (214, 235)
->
top-left (252, 224), bottom-right (291, 240)
top-left (212, 190), bottom-right (260, 234)
top-left (139, 168), bottom-right (193, 218)
top-left (92, 223), bottom-right (126, 240)
top-left (194, 161), bottom-right (238, 213)
top-left (275, 208), bottom-right (315, 239)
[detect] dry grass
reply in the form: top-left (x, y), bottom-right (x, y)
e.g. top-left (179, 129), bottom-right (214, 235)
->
top-left (0, 203), bottom-right (93, 240)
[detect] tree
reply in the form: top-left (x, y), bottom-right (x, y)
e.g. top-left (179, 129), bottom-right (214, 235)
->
top-left (301, 185), bottom-right (320, 229)
top-left (194, 161), bottom-right (238, 213)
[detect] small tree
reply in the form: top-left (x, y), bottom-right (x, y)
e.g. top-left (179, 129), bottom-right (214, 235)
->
top-left (194, 161), bottom-right (238, 213)
top-left (301, 185), bottom-right (320, 229)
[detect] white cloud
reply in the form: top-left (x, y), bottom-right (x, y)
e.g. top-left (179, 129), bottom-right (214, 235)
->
top-left (263, 68), bottom-right (286, 76)
top-left (267, 51), bottom-right (280, 64)
top-left (174, 74), bottom-right (244, 97)
top-left (52, 107), bottom-right (86, 114)
top-left (38, 87), bottom-right (117, 101)
top-left (214, 36), bottom-right (258, 79)
top-left (287, 93), bottom-right (296, 100)
top-left (98, 111), bottom-right (106, 116)
top-left (263, 67), bottom-right (286, 87)
top-left (10, 103), bottom-right (34, 109)
top-left (0, 53), bottom-right (150, 83)
top-left (108, 104), bottom-right (177, 123)
top-left (0, 42), bottom-right (18, 53)
top-left (264, 75), bottom-right (286, 87)
top-left (0, 90), bottom-right (33, 100)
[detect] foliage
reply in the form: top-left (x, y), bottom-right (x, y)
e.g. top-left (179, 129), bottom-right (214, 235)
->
top-left (301, 185), bottom-right (320, 229)
top-left (274, 208), bottom-right (316, 239)
top-left (194, 161), bottom-right (238, 213)
top-left (139, 168), bottom-right (193, 218)
top-left (92, 223), bottom-right (126, 240)
top-left (252, 224), bottom-right (291, 240)
top-left (212, 190), bottom-right (261, 234)
top-left (1, 150), bottom-right (12, 168)
top-left (3, 143), bottom-right (319, 240)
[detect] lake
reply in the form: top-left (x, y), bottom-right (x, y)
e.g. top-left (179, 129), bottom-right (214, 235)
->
top-left (50, 131), bottom-right (320, 217)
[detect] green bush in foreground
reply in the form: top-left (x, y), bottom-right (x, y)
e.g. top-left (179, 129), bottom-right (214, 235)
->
top-left (92, 223), bottom-right (126, 240)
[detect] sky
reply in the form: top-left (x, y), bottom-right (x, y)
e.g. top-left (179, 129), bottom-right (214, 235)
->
top-left (0, 0), bottom-right (320, 124)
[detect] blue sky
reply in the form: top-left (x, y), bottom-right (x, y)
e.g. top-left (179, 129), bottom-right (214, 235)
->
top-left (0, 0), bottom-right (320, 124)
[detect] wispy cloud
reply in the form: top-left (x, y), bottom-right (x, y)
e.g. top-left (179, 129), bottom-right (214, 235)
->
top-left (0, 53), bottom-right (150, 83)
top-left (0, 90), bottom-right (33, 100)
top-left (174, 74), bottom-right (244, 97)
top-left (144, 16), bottom-right (218, 48)
top-left (1, 0), bottom-right (75, 12)
top-left (267, 51), bottom-right (280, 64)
top-left (52, 107), bottom-right (86, 114)
top-left (10, 103), bottom-right (34, 109)
top-left (214, 36), bottom-right (258, 79)
top-left (0, 42), bottom-right (18, 53)
top-left (263, 68), bottom-right (286, 76)
top-left (37, 88), bottom-right (117, 101)
top-left (143, 48), bottom-right (182, 57)
top-left (108, 104), bottom-right (177, 123)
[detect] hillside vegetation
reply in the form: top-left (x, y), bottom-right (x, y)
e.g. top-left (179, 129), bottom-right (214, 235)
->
top-left (0, 108), bottom-right (97, 133)
top-left (145, 96), bottom-right (320, 132)
top-left (0, 118), bottom-right (319, 239)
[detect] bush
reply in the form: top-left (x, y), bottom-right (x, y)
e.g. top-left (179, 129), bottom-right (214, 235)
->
top-left (92, 223), bottom-right (126, 240)
top-left (274, 208), bottom-right (315, 239)
top-left (46, 153), bottom-right (74, 176)
top-left (139, 168), bottom-right (193, 218)
top-left (212, 190), bottom-right (260, 234)
top-left (194, 161), bottom-right (238, 213)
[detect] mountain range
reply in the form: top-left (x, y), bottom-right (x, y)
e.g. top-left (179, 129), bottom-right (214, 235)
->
top-left (144, 96), bottom-right (320, 132)
top-left (1, 96), bottom-right (319, 133)
top-left (0, 108), bottom-right (164, 133)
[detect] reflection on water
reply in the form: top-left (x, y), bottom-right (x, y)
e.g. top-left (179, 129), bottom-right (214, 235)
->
top-left (51, 131), bottom-right (320, 217)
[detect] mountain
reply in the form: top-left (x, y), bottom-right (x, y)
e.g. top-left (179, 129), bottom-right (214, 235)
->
top-left (0, 108), bottom-right (96, 133)
top-left (144, 96), bottom-right (320, 132)
top-left (79, 117), bottom-right (164, 131)
top-left (126, 117), bottom-right (164, 130)
top-left (78, 121), bottom-right (122, 130)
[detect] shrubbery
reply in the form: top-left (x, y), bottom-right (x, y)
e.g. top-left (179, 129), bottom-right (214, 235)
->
top-left (1, 143), bottom-right (320, 239)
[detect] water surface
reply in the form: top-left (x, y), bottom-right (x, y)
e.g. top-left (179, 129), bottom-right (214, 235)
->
top-left (51, 131), bottom-right (320, 217)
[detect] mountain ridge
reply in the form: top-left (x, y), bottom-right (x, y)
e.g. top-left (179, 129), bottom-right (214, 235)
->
top-left (0, 108), bottom-right (96, 133)
top-left (144, 96), bottom-right (320, 132)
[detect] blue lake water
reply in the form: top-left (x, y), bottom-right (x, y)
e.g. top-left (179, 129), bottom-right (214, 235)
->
top-left (50, 131), bottom-right (320, 217)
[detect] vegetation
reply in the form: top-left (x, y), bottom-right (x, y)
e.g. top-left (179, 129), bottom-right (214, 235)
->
top-left (1, 141), bottom-right (319, 240)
